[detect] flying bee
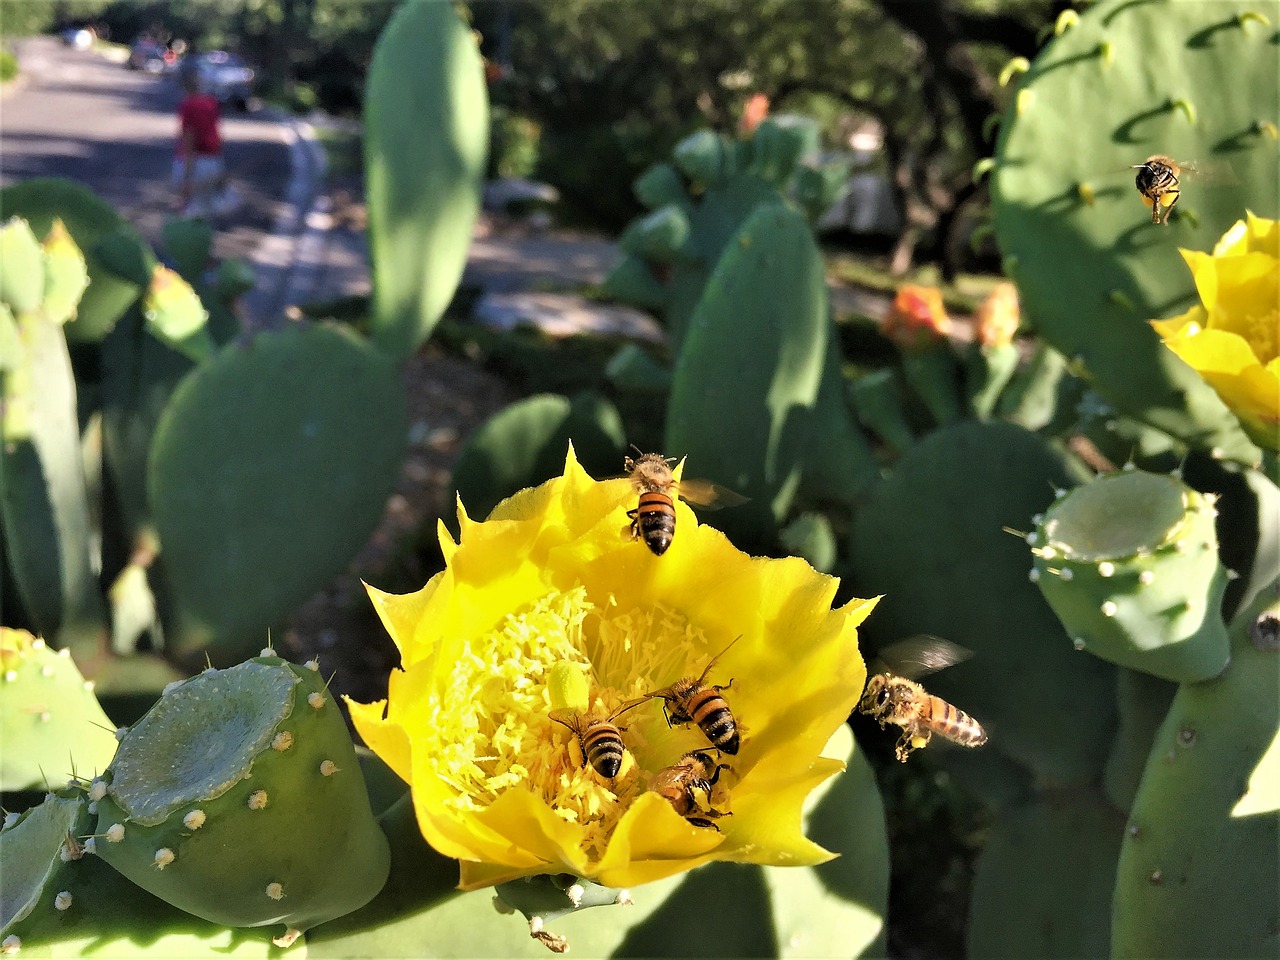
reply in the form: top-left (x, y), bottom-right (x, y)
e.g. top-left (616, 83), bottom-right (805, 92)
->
top-left (1130, 154), bottom-right (1238, 225)
top-left (857, 635), bottom-right (987, 762)
top-left (1132, 154), bottom-right (1182, 224)
top-left (624, 449), bottom-right (746, 556)
top-left (549, 702), bottom-right (641, 780)
top-left (634, 637), bottom-right (740, 754)
top-left (650, 749), bottom-right (732, 830)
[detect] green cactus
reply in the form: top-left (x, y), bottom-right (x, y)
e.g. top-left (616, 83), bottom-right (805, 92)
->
top-left (146, 324), bottom-right (407, 662)
top-left (0, 628), bottom-right (118, 791)
top-left (0, 217), bottom-right (48, 316)
top-left (1, 227), bottom-right (105, 654)
top-left (1, 788), bottom-right (283, 957)
top-left (449, 392), bottom-right (627, 527)
top-left (306, 725), bottom-right (888, 958)
top-left (39, 220), bottom-right (90, 326)
top-left (141, 265), bottom-right (213, 362)
top-left (364, 0), bottom-right (488, 363)
top-left (161, 218), bottom-right (214, 285)
top-left (0, 178), bottom-right (150, 341)
top-left (1031, 468), bottom-right (1231, 682)
top-left (990, 0), bottom-right (1276, 466)
top-left (604, 117), bottom-right (845, 352)
top-left (848, 421), bottom-right (1117, 784)
top-left (91, 655), bottom-right (390, 942)
top-left (1111, 584), bottom-right (1279, 957)
top-left (1103, 668), bottom-right (1178, 812)
top-left (665, 203), bottom-right (829, 547)
top-left (967, 791), bottom-right (1124, 959)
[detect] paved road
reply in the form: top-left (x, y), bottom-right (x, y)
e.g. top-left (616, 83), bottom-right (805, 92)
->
top-left (0, 36), bottom-right (296, 276)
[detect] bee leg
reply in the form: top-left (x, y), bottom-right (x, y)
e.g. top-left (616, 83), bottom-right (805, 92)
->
top-left (706, 763), bottom-right (730, 787)
top-left (626, 508), bottom-right (641, 540)
top-left (714, 678), bottom-right (735, 692)
top-left (1159, 189), bottom-right (1180, 224)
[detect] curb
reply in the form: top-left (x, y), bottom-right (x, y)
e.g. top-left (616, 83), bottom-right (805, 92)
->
top-left (240, 111), bottom-right (329, 329)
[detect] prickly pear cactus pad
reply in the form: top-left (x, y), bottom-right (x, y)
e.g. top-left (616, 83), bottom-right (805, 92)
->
top-left (147, 323), bottom-right (406, 660)
top-left (990, 0), bottom-right (1278, 463)
top-left (1111, 586), bottom-right (1279, 957)
top-left (1031, 468), bottom-right (1231, 682)
top-left (0, 629), bottom-right (118, 791)
top-left (849, 421), bottom-right (1117, 784)
top-left (0, 178), bottom-right (150, 341)
top-left (364, 0), bottom-right (488, 363)
top-left (0, 790), bottom-right (280, 957)
top-left (92, 655), bottom-right (390, 941)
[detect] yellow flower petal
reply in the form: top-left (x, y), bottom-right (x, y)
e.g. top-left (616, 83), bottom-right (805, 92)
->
top-left (1155, 215), bottom-right (1280, 450)
top-left (349, 445), bottom-right (877, 889)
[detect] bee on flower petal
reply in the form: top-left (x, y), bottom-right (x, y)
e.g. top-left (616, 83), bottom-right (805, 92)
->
top-left (624, 449), bottom-right (746, 556)
top-left (632, 637), bottom-right (740, 754)
top-left (550, 701), bottom-right (643, 780)
top-left (650, 749), bottom-right (732, 830)
top-left (858, 635), bottom-right (987, 762)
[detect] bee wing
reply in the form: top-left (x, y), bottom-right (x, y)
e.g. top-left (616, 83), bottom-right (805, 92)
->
top-left (548, 709), bottom-right (579, 731)
top-left (676, 478), bottom-right (750, 510)
top-left (1178, 158), bottom-right (1240, 186)
top-left (870, 634), bottom-right (973, 681)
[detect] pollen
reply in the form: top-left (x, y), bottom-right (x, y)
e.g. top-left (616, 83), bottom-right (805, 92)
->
top-left (420, 587), bottom-right (716, 861)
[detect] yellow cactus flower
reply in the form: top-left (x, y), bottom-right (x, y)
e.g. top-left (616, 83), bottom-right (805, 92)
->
top-left (347, 446), bottom-right (875, 891)
top-left (884, 284), bottom-right (952, 350)
top-left (975, 281), bottom-right (1021, 350)
top-left (1151, 212), bottom-right (1280, 450)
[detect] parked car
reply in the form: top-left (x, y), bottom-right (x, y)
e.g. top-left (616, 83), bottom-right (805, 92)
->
top-left (194, 51), bottom-right (255, 111)
top-left (127, 39), bottom-right (171, 73)
top-left (59, 26), bottom-right (95, 49)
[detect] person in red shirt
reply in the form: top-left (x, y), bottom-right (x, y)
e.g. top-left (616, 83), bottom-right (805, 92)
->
top-left (173, 64), bottom-right (225, 216)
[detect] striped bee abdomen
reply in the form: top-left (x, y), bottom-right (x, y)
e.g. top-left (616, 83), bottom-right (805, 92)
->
top-left (581, 721), bottom-right (625, 778)
top-left (688, 691), bottom-right (739, 755)
top-left (927, 697), bottom-right (987, 747)
top-left (629, 492), bottom-right (676, 555)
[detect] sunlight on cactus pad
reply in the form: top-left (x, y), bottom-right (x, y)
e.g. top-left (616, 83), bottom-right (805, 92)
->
top-left (346, 446), bottom-right (875, 891)
top-left (1150, 212), bottom-right (1280, 450)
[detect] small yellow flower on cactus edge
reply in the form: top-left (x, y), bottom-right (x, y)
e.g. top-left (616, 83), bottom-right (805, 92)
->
top-left (1150, 211), bottom-right (1280, 450)
top-left (975, 281), bottom-right (1021, 351)
top-left (884, 284), bottom-right (952, 350)
top-left (346, 445), bottom-right (875, 891)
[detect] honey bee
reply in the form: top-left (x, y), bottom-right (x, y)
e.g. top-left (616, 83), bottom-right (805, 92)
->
top-left (1132, 154), bottom-right (1182, 224)
top-left (550, 702), bottom-right (641, 779)
top-left (650, 749), bottom-right (731, 830)
top-left (624, 450), bottom-right (745, 556)
top-left (635, 637), bottom-right (740, 754)
top-left (857, 635), bottom-right (987, 762)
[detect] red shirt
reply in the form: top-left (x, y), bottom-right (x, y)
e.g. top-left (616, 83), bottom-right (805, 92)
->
top-left (177, 93), bottom-right (221, 156)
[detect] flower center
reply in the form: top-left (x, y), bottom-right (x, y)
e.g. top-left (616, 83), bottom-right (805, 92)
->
top-left (423, 587), bottom-right (724, 861)
top-left (1245, 308), bottom-right (1278, 364)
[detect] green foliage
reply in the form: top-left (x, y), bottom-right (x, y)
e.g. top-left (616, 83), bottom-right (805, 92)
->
top-left (1111, 586), bottom-right (1280, 958)
top-left (0, 50), bottom-right (18, 84)
top-left (665, 204), bottom-right (831, 548)
top-left (93, 656), bottom-right (390, 938)
top-left (306, 725), bottom-right (888, 958)
top-left (990, 0), bottom-right (1275, 466)
top-left (1032, 469), bottom-right (1231, 682)
top-left (364, 0), bottom-right (488, 363)
top-left (0, 179), bottom-right (148, 342)
top-left (147, 324), bottom-right (406, 662)
top-left (0, 630), bottom-right (118, 791)
top-left (449, 392), bottom-right (626, 527)
top-left (967, 791), bottom-right (1123, 959)
top-left (489, 106), bottom-right (541, 180)
top-left (849, 421), bottom-right (1116, 785)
